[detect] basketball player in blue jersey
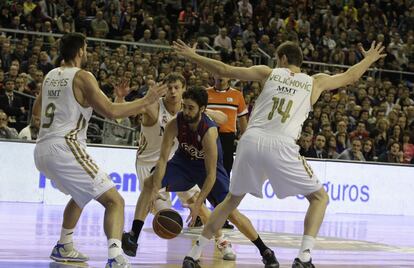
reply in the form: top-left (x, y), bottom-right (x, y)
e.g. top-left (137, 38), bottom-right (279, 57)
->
top-left (173, 39), bottom-right (386, 268)
top-left (129, 88), bottom-right (277, 266)
top-left (119, 73), bottom-right (235, 259)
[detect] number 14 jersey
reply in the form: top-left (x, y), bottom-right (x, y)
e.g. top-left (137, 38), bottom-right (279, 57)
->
top-left (247, 68), bottom-right (313, 141)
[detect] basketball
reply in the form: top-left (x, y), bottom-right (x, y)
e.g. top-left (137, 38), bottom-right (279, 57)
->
top-left (152, 209), bottom-right (183, 239)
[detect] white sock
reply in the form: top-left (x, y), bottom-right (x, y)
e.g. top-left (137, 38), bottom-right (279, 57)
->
top-left (187, 235), bottom-right (210, 260)
top-left (108, 238), bottom-right (122, 259)
top-left (59, 228), bottom-right (74, 244)
top-left (298, 235), bottom-right (315, 262)
top-left (215, 234), bottom-right (224, 244)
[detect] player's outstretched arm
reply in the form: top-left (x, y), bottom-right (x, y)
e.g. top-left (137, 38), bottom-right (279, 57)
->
top-left (205, 109), bottom-right (228, 125)
top-left (313, 41), bottom-right (386, 95)
top-left (172, 39), bottom-right (272, 82)
top-left (78, 71), bottom-right (167, 119)
top-left (152, 118), bottom-right (178, 188)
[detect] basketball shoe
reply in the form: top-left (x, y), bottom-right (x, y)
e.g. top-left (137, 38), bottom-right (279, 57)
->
top-left (121, 232), bottom-right (138, 257)
top-left (50, 242), bottom-right (89, 262)
top-left (216, 238), bottom-right (236, 260)
top-left (106, 254), bottom-right (131, 268)
top-left (182, 256), bottom-right (201, 268)
top-left (222, 220), bottom-right (235, 229)
top-left (292, 257), bottom-right (315, 268)
top-left (262, 248), bottom-right (279, 268)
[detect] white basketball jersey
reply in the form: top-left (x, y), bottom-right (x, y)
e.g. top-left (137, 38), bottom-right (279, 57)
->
top-left (247, 68), bottom-right (313, 141)
top-left (37, 67), bottom-right (92, 145)
top-left (136, 98), bottom-right (177, 165)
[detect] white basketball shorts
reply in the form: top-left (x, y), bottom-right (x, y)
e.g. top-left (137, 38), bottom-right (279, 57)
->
top-left (34, 141), bottom-right (115, 208)
top-left (230, 130), bottom-right (322, 199)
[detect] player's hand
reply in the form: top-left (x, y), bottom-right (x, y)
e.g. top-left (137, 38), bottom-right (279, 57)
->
top-left (183, 202), bottom-right (201, 227)
top-left (172, 39), bottom-right (197, 58)
top-left (144, 81), bottom-right (167, 104)
top-left (148, 191), bottom-right (167, 214)
top-left (114, 79), bottom-right (131, 98)
top-left (358, 41), bottom-right (386, 62)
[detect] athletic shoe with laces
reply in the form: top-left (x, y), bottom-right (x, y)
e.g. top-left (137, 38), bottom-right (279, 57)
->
top-left (192, 216), bottom-right (203, 227)
top-left (216, 239), bottom-right (236, 260)
top-left (292, 257), bottom-right (315, 268)
top-left (262, 248), bottom-right (279, 268)
top-left (121, 232), bottom-right (138, 257)
top-left (50, 242), bottom-right (89, 262)
top-left (182, 256), bottom-right (201, 268)
top-left (106, 254), bottom-right (131, 268)
top-left (222, 220), bottom-right (234, 229)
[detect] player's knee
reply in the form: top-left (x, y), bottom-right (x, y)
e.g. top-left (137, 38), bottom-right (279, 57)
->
top-left (111, 193), bottom-right (125, 208)
top-left (307, 188), bottom-right (329, 206)
top-left (320, 190), bottom-right (329, 205)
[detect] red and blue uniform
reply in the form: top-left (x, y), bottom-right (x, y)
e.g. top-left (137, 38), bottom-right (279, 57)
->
top-left (160, 112), bottom-right (229, 206)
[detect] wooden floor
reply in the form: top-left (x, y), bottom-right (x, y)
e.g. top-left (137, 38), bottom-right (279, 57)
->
top-left (0, 202), bottom-right (413, 267)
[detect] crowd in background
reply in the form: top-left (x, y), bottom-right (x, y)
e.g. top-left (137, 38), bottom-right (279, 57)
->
top-left (0, 0), bottom-right (413, 164)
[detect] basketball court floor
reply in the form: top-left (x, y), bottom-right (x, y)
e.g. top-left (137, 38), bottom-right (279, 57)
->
top-left (0, 202), bottom-right (413, 268)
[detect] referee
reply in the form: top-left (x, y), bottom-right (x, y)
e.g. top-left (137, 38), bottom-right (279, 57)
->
top-left (206, 77), bottom-right (248, 176)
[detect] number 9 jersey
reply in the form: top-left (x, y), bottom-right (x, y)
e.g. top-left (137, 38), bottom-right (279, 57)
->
top-left (247, 68), bottom-right (313, 142)
top-left (37, 67), bottom-right (93, 145)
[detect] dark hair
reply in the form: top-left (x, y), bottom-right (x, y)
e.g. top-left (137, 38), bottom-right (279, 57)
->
top-left (59, 33), bottom-right (86, 62)
top-left (276, 41), bottom-right (303, 67)
top-left (164, 72), bottom-right (186, 87)
top-left (182, 87), bottom-right (208, 108)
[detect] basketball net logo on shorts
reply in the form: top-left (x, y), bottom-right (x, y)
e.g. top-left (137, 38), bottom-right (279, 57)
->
top-left (181, 143), bottom-right (204, 160)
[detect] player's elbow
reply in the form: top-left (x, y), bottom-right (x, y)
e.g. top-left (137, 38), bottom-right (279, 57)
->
top-left (216, 114), bottom-right (228, 125)
top-left (214, 63), bottom-right (231, 77)
top-left (104, 109), bottom-right (117, 120)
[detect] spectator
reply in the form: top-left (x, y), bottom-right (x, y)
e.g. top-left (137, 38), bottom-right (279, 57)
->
top-left (362, 138), bottom-right (377, 161)
top-left (91, 10), bottom-right (109, 38)
top-left (237, 0), bottom-right (253, 18)
top-left (0, 78), bottom-right (26, 130)
top-left (326, 135), bottom-right (339, 159)
top-left (198, 15), bottom-right (219, 44)
top-left (378, 141), bottom-right (404, 163)
top-left (74, 9), bottom-right (89, 34)
top-left (18, 114), bottom-right (40, 140)
top-left (102, 117), bottom-right (132, 146)
top-left (402, 131), bottom-right (414, 163)
top-left (214, 27), bottom-right (232, 60)
top-left (1, 41), bottom-right (13, 71)
top-left (337, 138), bottom-right (366, 161)
top-left (37, 51), bottom-right (53, 75)
top-left (299, 131), bottom-right (317, 158)
top-left (0, 111), bottom-right (18, 139)
top-left (153, 30), bottom-right (170, 47)
top-left (56, 6), bottom-right (75, 33)
top-left (349, 121), bottom-right (369, 140)
top-left (38, 0), bottom-right (58, 21)
top-left (23, 0), bottom-right (37, 16)
top-left (314, 134), bottom-right (329, 159)
top-left (138, 30), bottom-right (154, 53)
